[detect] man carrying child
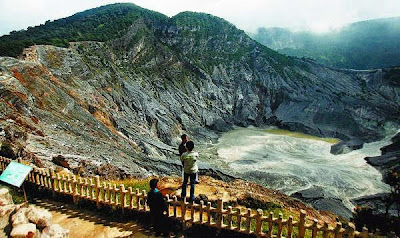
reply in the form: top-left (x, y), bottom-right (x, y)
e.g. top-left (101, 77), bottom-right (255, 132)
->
top-left (180, 141), bottom-right (198, 201)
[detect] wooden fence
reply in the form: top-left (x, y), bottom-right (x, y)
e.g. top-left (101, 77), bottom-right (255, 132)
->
top-left (0, 156), bottom-right (376, 237)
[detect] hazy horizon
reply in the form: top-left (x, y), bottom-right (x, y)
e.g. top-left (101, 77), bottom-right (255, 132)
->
top-left (1, 0), bottom-right (400, 36)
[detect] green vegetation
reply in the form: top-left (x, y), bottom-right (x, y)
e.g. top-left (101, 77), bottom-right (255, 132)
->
top-left (251, 17), bottom-right (400, 69)
top-left (166, 11), bottom-right (293, 75)
top-left (0, 3), bottom-right (167, 57)
top-left (0, 3), bottom-right (296, 83)
top-left (0, 183), bottom-right (25, 204)
top-left (110, 177), bottom-right (151, 192)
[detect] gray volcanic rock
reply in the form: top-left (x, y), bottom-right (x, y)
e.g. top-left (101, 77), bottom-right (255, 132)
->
top-left (351, 193), bottom-right (398, 217)
top-left (361, 133), bottom-right (400, 218)
top-left (291, 186), bottom-right (352, 219)
top-left (0, 9), bottom-right (399, 179)
top-left (330, 138), bottom-right (364, 155)
top-left (380, 133), bottom-right (400, 155)
top-left (365, 133), bottom-right (400, 181)
top-left (366, 152), bottom-right (399, 171)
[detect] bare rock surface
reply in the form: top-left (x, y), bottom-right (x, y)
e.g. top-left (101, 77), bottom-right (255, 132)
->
top-left (0, 188), bottom-right (16, 237)
top-left (291, 186), bottom-right (352, 219)
top-left (0, 188), bottom-right (13, 206)
top-left (0, 188), bottom-right (69, 237)
top-left (11, 207), bottom-right (30, 227)
top-left (26, 206), bottom-right (52, 228)
top-left (41, 224), bottom-right (69, 238)
top-left (330, 138), bottom-right (364, 155)
top-left (10, 223), bottom-right (37, 238)
top-left (0, 204), bottom-right (17, 237)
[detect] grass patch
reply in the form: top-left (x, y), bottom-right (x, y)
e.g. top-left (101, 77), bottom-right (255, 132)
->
top-left (265, 129), bottom-right (339, 144)
top-left (0, 183), bottom-right (25, 204)
top-left (110, 177), bottom-right (151, 193)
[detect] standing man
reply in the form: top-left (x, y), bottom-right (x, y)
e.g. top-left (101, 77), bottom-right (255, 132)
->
top-left (180, 141), bottom-right (198, 201)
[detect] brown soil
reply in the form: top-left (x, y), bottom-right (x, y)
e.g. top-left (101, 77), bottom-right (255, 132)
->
top-left (32, 199), bottom-right (158, 238)
top-left (158, 176), bottom-right (338, 225)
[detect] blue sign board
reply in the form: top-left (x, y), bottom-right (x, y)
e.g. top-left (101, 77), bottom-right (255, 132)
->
top-left (0, 161), bottom-right (33, 187)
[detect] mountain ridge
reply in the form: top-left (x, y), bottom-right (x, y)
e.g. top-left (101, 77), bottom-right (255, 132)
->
top-left (0, 3), bottom-right (399, 182)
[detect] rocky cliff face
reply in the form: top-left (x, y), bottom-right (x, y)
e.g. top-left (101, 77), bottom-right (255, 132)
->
top-left (0, 8), bottom-right (399, 177)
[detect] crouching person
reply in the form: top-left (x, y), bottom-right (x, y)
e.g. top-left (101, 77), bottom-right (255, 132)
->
top-left (147, 178), bottom-right (168, 236)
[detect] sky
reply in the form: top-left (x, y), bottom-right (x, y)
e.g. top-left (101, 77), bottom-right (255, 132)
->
top-left (1, 0), bottom-right (399, 36)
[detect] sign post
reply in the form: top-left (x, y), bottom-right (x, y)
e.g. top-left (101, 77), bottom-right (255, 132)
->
top-left (0, 161), bottom-right (33, 202)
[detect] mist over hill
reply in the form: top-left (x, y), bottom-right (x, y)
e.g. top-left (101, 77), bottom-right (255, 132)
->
top-left (250, 17), bottom-right (400, 69)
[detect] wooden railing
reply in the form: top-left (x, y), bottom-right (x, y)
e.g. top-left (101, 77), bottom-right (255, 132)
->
top-left (0, 156), bottom-right (376, 237)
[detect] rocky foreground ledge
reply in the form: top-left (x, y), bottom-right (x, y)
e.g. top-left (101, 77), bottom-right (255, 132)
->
top-left (0, 188), bottom-right (69, 238)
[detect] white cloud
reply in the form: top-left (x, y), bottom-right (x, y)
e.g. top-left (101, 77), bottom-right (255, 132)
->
top-left (0, 0), bottom-right (399, 35)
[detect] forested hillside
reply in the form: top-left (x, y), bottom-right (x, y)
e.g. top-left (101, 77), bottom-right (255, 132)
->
top-left (251, 17), bottom-right (400, 69)
top-left (0, 3), bottom-right (166, 57)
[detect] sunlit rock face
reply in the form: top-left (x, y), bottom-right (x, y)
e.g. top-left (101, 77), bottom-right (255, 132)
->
top-left (0, 7), bottom-right (399, 178)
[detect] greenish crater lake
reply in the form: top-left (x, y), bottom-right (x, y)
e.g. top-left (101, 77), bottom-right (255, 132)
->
top-left (212, 127), bottom-right (392, 209)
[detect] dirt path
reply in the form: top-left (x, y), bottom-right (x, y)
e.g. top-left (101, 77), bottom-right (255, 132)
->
top-left (32, 199), bottom-right (158, 238)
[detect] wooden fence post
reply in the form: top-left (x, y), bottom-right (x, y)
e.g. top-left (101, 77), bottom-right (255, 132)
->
top-left (334, 222), bottom-right (343, 238)
top-left (217, 199), bottom-right (223, 228)
top-left (347, 223), bottom-right (356, 238)
top-left (62, 175), bottom-right (67, 193)
top-left (88, 178), bottom-right (93, 199)
top-left (78, 178), bottom-right (83, 198)
top-left (199, 201), bottom-right (204, 224)
top-left (95, 176), bottom-right (101, 208)
top-left (181, 197), bottom-right (187, 221)
top-left (322, 222), bottom-right (329, 238)
top-left (361, 226), bottom-right (368, 238)
top-left (120, 184), bottom-right (126, 213)
top-left (277, 213), bottom-right (284, 237)
top-left (173, 196), bottom-right (178, 218)
top-left (255, 209), bottom-right (263, 236)
top-left (43, 169), bottom-right (49, 188)
top-left (206, 202), bottom-right (211, 225)
top-left (142, 190), bottom-right (147, 211)
top-left (236, 208), bottom-right (242, 231)
top-left (245, 208), bottom-right (251, 234)
top-left (36, 169), bottom-right (41, 187)
top-left (72, 175), bottom-right (78, 204)
top-left (50, 170), bottom-right (56, 198)
top-left (40, 170), bottom-right (45, 187)
top-left (311, 219), bottom-right (318, 238)
top-left (135, 188), bottom-right (140, 210)
top-left (67, 175), bottom-right (72, 194)
top-left (299, 209), bottom-right (306, 238)
top-left (165, 194), bottom-right (171, 217)
top-left (287, 216), bottom-right (294, 238)
top-left (190, 201), bottom-right (195, 223)
top-left (268, 212), bottom-right (274, 237)
top-left (227, 206), bottom-right (233, 230)
top-left (108, 183), bottom-right (113, 204)
top-left (128, 187), bottom-right (134, 209)
top-left (56, 174), bottom-right (62, 193)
